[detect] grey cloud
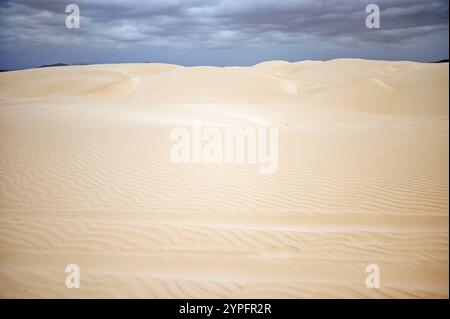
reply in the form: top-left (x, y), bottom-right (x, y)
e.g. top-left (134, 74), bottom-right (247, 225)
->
top-left (0, 0), bottom-right (448, 68)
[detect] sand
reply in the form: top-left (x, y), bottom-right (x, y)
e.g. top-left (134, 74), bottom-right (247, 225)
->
top-left (0, 59), bottom-right (448, 298)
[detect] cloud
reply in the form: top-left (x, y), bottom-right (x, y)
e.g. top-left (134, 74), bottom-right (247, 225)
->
top-left (0, 0), bottom-right (448, 68)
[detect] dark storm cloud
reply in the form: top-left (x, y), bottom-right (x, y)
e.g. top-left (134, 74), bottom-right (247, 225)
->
top-left (0, 0), bottom-right (448, 68)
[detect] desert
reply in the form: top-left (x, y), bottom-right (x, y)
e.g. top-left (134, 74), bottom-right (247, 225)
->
top-left (0, 59), bottom-right (448, 298)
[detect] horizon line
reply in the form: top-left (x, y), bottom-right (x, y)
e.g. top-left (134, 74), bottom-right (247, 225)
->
top-left (1, 57), bottom-right (449, 73)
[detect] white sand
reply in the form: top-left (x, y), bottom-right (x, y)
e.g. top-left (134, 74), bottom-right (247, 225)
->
top-left (0, 59), bottom-right (448, 298)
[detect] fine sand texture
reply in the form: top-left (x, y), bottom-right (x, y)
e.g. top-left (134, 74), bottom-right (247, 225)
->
top-left (0, 59), bottom-right (448, 298)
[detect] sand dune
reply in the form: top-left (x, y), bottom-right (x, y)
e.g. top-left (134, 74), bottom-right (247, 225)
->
top-left (0, 59), bottom-right (448, 298)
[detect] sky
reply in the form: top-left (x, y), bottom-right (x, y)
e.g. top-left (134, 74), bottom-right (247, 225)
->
top-left (0, 0), bottom-right (448, 69)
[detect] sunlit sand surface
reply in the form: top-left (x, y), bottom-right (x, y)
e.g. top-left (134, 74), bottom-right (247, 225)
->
top-left (0, 59), bottom-right (448, 298)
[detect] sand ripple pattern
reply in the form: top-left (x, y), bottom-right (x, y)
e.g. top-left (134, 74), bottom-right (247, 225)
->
top-left (0, 60), bottom-right (448, 298)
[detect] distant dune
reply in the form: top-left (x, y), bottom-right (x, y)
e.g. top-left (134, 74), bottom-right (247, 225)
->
top-left (0, 59), bottom-right (448, 298)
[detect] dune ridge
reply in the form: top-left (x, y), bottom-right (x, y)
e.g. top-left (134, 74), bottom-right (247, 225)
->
top-left (0, 59), bottom-right (448, 298)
